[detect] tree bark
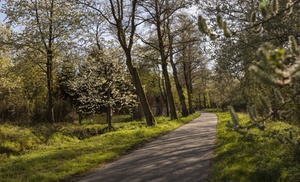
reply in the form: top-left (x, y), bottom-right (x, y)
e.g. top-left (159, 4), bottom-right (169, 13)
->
top-left (159, 76), bottom-right (169, 116)
top-left (169, 48), bottom-right (189, 117)
top-left (203, 93), bottom-right (207, 109)
top-left (183, 55), bottom-right (195, 114)
top-left (167, 17), bottom-right (189, 117)
top-left (106, 87), bottom-right (113, 129)
top-left (107, 105), bottom-right (112, 129)
top-left (125, 53), bottom-right (156, 126)
top-left (47, 1), bottom-right (54, 122)
top-left (101, 0), bottom-right (156, 126)
top-left (155, 0), bottom-right (177, 120)
top-left (46, 53), bottom-right (55, 123)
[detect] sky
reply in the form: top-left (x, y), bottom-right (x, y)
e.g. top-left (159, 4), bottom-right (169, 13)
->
top-left (0, 2), bottom-right (6, 22)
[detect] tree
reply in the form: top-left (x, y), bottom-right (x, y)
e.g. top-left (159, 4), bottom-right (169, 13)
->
top-left (199, 0), bottom-right (300, 110)
top-left (166, 12), bottom-right (189, 117)
top-left (77, 0), bottom-right (156, 126)
top-left (68, 47), bottom-right (138, 128)
top-left (175, 14), bottom-right (204, 114)
top-left (2, 0), bottom-right (81, 123)
top-left (139, 0), bottom-right (189, 119)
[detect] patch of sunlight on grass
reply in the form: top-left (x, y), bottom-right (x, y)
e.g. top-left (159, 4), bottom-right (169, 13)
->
top-left (0, 112), bottom-right (200, 182)
top-left (210, 111), bottom-right (300, 182)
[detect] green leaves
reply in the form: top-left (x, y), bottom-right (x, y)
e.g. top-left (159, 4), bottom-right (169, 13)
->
top-left (259, 0), bottom-right (270, 9)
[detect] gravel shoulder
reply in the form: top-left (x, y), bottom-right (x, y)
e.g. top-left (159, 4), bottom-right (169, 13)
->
top-left (78, 112), bottom-right (218, 182)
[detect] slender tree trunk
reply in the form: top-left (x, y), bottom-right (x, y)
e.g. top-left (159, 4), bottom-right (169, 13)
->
top-left (106, 88), bottom-right (113, 129)
top-left (155, 0), bottom-right (177, 120)
top-left (46, 50), bottom-right (55, 123)
top-left (107, 105), bottom-right (112, 129)
top-left (161, 78), bottom-right (169, 116)
top-left (166, 13), bottom-right (188, 117)
top-left (183, 59), bottom-right (194, 114)
top-left (169, 48), bottom-right (189, 117)
top-left (187, 86), bottom-right (194, 113)
top-left (106, 0), bottom-right (156, 126)
top-left (45, 0), bottom-right (55, 123)
top-left (162, 80), bottom-right (169, 117)
top-left (198, 94), bottom-right (202, 110)
top-left (158, 76), bottom-right (169, 116)
top-left (161, 62), bottom-right (177, 120)
top-left (203, 93), bottom-right (207, 109)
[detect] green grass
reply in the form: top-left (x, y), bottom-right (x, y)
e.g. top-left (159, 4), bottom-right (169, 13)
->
top-left (211, 111), bottom-right (300, 182)
top-left (0, 113), bottom-right (199, 182)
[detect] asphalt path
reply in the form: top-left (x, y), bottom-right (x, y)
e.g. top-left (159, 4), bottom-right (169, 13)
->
top-left (78, 112), bottom-right (218, 182)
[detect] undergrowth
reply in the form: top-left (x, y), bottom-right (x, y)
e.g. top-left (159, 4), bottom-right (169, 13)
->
top-left (211, 112), bottom-right (300, 182)
top-left (0, 112), bottom-right (199, 182)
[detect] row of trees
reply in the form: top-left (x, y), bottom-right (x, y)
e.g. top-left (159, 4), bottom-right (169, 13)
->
top-left (4, 0), bottom-right (297, 129)
top-left (0, 0), bottom-right (213, 126)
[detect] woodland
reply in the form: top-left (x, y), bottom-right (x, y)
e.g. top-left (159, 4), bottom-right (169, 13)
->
top-left (0, 0), bottom-right (300, 181)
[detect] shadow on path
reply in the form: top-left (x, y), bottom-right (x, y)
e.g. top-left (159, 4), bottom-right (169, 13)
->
top-left (78, 112), bottom-right (218, 182)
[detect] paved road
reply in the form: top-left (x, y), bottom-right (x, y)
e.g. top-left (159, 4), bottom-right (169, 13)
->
top-left (78, 112), bottom-right (218, 182)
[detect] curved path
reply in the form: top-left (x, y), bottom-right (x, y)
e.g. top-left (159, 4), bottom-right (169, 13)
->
top-left (78, 112), bottom-right (218, 182)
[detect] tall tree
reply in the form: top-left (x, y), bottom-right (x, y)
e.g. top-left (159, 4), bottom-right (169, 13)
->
top-left (166, 12), bottom-right (189, 117)
top-left (140, 0), bottom-right (187, 119)
top-left (2, 0), bottom-right (81, 123)
top-left (176, 15), bottom-right (202, 114)
top-left (78, 0), bottom-right (156, 126)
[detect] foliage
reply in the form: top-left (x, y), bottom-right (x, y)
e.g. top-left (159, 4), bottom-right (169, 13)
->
top-left (0, 112), bottom-right (199, 182)
top-left (1, 0), bottom-right (83, 123)
top-left (211, 111), bottom-right (300, 182)
top-left (197, 0), bottom-right (300, 147)
top-left (67, 47), bottom-right (138, 126)
top-left (224, 1), bottom-right (300, 149)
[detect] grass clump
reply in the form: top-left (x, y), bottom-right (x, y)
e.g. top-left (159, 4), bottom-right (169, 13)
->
top-left (0, 112), bottom-right (199, 182)
top-left (211, 111), bottom-right (300, 182)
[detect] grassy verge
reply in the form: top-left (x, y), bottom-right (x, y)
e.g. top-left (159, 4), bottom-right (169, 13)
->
top-left (211, 111), bottom-right (300, 182)
top-left (0, 112), bottom-right (199, 182)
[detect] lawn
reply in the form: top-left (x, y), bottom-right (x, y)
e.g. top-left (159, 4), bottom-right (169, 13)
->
top-left (211, 111), bottom-right (300, 182)
top-left (0, 112), bottom-right (199, 182)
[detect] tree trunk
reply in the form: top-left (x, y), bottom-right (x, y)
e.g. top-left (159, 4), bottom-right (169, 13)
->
top-left (132, 103), bottom-right (144, 120)
top-left (198, 94), bottom-right (202, 110)
top-left (159, 76), bottom-right (169, 116)
top-left (183, 59), bottom-right (194, 114)
top-left (46, 0), bottom-right (55, 123)
top-left (107, 105), bottom-right (112, 129)
top-left (46, 51), bottom-right (55, 123)
top-left (161, 62), bottom-right (177, 120)
top-left (106, 88), bottom-right (113, 129)
top-left (155, 0), bottom-right (177, 120)
top-left (106, 0), bottom-right (155, 126)
top-left (203, 93), bottom-right (207, 109)
top-left (125, 53), bottom-right (156, 126)
top-left (169, 46), bottom-right (189, 117)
